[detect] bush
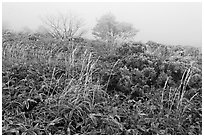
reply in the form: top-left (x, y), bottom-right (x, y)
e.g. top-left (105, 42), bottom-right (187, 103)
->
top-left (2, 34), bottom-right (202, 135)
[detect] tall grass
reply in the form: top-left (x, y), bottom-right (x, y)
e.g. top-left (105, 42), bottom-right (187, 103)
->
top-left (2, 38), bottom-right (119, 135)
top-left (2, 37), bottom-right (202, 135)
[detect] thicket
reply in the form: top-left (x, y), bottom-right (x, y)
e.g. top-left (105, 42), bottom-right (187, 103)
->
top-left (2, 32), bottom-right (202, 135)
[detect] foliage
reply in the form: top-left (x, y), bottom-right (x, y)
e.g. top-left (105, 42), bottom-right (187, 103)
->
top-left (92, 13), bottom-right (138, 45)
top-left (2, 32), bottom-right (202, 135)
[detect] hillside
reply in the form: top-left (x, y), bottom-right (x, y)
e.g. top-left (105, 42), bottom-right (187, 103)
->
top-left (2, 32), bottom-right (202, 135)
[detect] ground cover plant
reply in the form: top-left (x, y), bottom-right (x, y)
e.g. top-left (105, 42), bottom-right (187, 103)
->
top-left (2, 31), bottom-right (202, 135)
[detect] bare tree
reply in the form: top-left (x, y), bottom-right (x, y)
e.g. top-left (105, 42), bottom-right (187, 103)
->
top-left (41, 13), bottom-right (87, 39)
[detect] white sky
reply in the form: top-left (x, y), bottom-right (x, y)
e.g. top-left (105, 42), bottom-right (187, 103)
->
top-left (2, 2), bottom-right (202, 47)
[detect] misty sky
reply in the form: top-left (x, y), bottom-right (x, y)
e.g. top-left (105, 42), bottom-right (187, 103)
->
top-left (2, 2), bottom-right (202, 47)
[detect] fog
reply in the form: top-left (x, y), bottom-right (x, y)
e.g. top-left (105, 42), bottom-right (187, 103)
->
top-left (2, 2), bottom-right (202, 47)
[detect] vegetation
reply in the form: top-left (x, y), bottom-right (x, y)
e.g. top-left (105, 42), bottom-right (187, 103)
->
top-left (2, 15), bottom-right (202, 134)
top-left (92, 13), bottom-right (138, 46)
top-left (2, 31), bottom-right (202, 135)
top-left (41, 13), bottom-right (86, 39)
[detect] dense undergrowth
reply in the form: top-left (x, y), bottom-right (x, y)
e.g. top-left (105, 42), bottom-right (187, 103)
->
top-left (2, 32), bottom-right (202, 135)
